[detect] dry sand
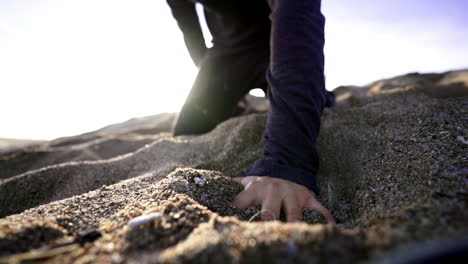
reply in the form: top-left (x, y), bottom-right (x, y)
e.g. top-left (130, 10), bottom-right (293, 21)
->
top-left (0, 70), bottom-right (467, 263)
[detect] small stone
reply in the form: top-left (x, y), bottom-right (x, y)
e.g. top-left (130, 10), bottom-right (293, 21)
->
top-left (456, 136), bottom-right (468, 145)
top-left (194, 177), bottom-right (206, 186)
top-left (128, 212), bottom-right (163, 228)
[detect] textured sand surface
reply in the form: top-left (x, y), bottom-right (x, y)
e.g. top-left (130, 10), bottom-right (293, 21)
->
top-left (0, 70), bottom-right (467, 263)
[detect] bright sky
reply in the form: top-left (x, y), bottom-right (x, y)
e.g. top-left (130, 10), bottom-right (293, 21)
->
top-left (1, 0), bottom-right (467, 140)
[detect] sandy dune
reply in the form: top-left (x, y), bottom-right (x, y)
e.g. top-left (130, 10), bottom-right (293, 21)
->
top-left (0, 70), bottom-right (467, 263)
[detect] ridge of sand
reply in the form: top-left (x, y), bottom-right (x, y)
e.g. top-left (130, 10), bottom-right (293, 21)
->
top-left (0, 70), bottom-right (467, 263)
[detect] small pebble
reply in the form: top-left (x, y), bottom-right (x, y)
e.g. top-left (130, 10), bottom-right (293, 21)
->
top-left (456, 136), bottom-right (468, 145)
top-left (128, 212), bottom-right (163, 228)
top-left (194, 177), bottom-right (206, 186)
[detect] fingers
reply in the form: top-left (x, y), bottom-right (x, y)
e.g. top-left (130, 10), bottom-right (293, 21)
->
top-left (231, 189), bottom-right (256, 208)
top-left (261, 195), bottom-right (281, 221)
top-left (231, 176), bottom-right (335, 224)
top-left (306, 197), bottom-right (336, 224)
top-left (282, 196), bottom-right (303, 222)
top-left (231, 177), bottom-right (260, 209)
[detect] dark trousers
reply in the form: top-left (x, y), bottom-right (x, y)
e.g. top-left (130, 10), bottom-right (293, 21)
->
top-left (173, 46), bottom-right (269, 136)
top-left (173, 0), bottom-right (332, 192)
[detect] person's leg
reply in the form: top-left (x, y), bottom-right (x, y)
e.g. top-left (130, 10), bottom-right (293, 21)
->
top-left (173, 54), bottom-right (230, 136)
top-left (172, 50), bottom-right (268, 136)
top-left (187, 0), bottom-right (245, 19)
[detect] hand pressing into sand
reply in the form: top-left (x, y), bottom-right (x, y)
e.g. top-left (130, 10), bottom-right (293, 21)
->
top-left (231, 176), bottom-right (335, 223)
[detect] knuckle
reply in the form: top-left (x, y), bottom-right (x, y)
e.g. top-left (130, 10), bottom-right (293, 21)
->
top-left (286, 208), bottom-right (303, 219)
top-left (286, 207), bottom-right (301, 215)
top-left (288, 216), bottom-right (303, 222)
top-left (249, 179), bottom-right (261, 187)
top-left (267, 181), bottom-right (281, 191)
top-left (288, 212), bottom-right (302, 218)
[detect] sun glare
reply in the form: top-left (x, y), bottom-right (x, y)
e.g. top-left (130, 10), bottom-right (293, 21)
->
top-left (0, 0), bottom-right (197, 140)
top-left (249, 88), bottom-right (266, 97)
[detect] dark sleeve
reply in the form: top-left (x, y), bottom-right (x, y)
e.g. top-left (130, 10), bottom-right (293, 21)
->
top-left (246, 0), bottom-right (331, 194)
top-left (167, 0), bottom-right (207, 66)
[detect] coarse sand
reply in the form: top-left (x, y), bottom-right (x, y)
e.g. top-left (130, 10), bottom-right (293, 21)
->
top-left (0, 70), bottom-right (467, 263)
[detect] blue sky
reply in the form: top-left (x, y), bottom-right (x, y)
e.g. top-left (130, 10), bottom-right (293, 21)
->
top-left (324, 0), bottom-right (466, 24)
top-left (0, 0), bottom-right (467, 139)
top-left (321, 0), bottom-right (468, 87)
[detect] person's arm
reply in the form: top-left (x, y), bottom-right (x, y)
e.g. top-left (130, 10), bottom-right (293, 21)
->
top-left (232, 0), bottom-right (335, 223)
top-left (167, 0), bottom-right (207, 66)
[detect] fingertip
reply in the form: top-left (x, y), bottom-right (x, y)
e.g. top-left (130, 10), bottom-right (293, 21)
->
top-left (287, 216), bottom-right (303, 223)
top-left (283, 198), bottom-right (303, 223)
top-left (307, 198), bottom-right (336, 224)
top-left (232, 199), bottom-right (246, 209)
top-left (261, 209), bottom-right (278, 221)
top-left (231, 191), bottom-right (255, 209)
top-left (261, 197), bottom-right (281, 221)
top-left (231, 198), bottom-right (242, 208)
top-left (316, 206), bottom-right (335, 224)
top-left (324, 211), bottom-right (336, 224)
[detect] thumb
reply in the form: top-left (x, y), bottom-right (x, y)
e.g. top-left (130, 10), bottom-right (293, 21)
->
top-left (231, 189), bottom-right (256, 208)
top-left (232, 177), bottom-right (245, 184)
top-left (232, 176), bottom-right (257, 187)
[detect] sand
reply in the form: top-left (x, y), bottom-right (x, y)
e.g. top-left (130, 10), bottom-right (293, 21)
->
top-left (0, 70), bottom-right (467, 263)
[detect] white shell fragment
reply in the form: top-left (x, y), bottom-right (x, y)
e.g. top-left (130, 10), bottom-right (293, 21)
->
top-left (194, 177), bottom-right (206, 186)
top-left (456, 136), bottom-right (468, 145)
top-left (128, 212), bottom-right (163, 228)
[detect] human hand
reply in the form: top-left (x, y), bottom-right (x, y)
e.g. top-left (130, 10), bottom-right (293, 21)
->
top-left (231, 176), bottom-right (335, 223)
